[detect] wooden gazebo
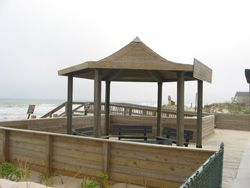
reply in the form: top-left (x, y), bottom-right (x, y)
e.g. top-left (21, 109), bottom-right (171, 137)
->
top-left (58, 37), bottom-right (212, 148)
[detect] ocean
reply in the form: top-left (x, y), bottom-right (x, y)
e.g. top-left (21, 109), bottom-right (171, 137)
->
top-left (0, 98), bottom-right (159, 121)
top-left (0, 98), bottom-right (65, 121)
top-left (0, 98), bottom-right (192, 121)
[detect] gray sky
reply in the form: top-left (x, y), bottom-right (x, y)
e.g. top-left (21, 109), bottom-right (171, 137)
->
top-left (0, 0), bottom-right (250, 105)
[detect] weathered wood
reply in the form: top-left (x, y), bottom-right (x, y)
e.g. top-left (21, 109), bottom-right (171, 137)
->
top-left (0, 126), bottom-right (217, 187)
top-left (109, 172), bottom-right (183, 188)
top-left (193, 58), bottom-right (212, 83)
top-left (41, 102), bottom-right (66, 118)
top-left (94, 69), bottom-right (102, 137)
top-left (147, 70), bottom-right (163, 82)
top-left (45, 135), bottom-right (52, 176)
top-left (110, 155), bottom-right (198, 175)
top-left (53, 155), bottom-right (102, 170)
top-left (103, 142), bottom-right (110, 176)
top-left (157, 82), bottom-right (162, 136)
top-left (177, 72), bottom-right (184, 146)
top-left (9, 147), bottom-right (45, 159)
top-left (53, 147), bottom-right (103, 162)
top-left (9, 153), bottom-right (46, 166)
top-left (52, 162), bottom-right (102, 177)
top-left (105, 81), bottom-right (111, 135)
top-left (67, 76), bottom-right (73, 134)
top-left (104, 70), bottom-right (124, 81)
top-left (110, 147), bottom-right (208, 165)
top-left (197, 80), bottom-right (203, 148)
top-left (2, 130), bottom-right (9, 162)
top-left (216, 114), bottom-right (250, 131)
top-left (53, 135), bottom-right (103, 147)
top-left (8, 140), bottom-right (46, 153)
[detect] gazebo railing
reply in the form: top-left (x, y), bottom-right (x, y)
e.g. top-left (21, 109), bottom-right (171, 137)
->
top-left (41, 102), bottom-right (201, 118)
top-left (181, 143), bottom-right (224, 188)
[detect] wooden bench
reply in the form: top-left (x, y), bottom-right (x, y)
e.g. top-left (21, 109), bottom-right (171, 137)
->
top-left (160, 127), bottom-right (194, 147)
top-left (72, 127), bottom-right (94, 137)
top-left (112, 125), bottom-right (153, 140)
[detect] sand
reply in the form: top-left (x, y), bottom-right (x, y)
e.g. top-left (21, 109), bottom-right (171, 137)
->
top-left (0, 170), bottom-right (143, 188)
top-left (0, 179), bottom-right (51, 188)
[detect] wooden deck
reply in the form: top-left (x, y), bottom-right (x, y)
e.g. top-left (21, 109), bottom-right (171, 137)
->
top-left (189, 129), bottom-right (250, 188)
top-left (233, 137), bottom-right (250, 188)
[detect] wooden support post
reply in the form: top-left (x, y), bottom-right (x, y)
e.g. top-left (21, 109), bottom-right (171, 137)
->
top-left (196, 80), bottom-right (203, 148)
top-left (45, 135), bottom-right (53, 176)
top-left (2, 130), bottom-right (9, 162)
top-left (102, 142), bottom-right (110, 186)
top-left (102, 142), bottom-right (110, 175)
top-left (129, 107), bottom-right (132, 115)
top-left (105, 81), bottom-right (111, 136)
top-left (177, 72), bottom-right (184, 146)
top-left (67, 76), bottom-right (73, 135)
top-left (157, 82), bottom-right (162, 136)
top-left (94, 69), bottom-right (102, 138)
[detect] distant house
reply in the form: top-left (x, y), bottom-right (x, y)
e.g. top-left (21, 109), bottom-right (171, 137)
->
top-left (232, 92), bottom-right (249, 104)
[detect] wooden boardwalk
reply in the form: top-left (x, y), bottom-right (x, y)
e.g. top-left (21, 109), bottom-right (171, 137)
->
top-left (189, 129), bottom-right (250, 188)
top-left (233, 137), bottom-right (250, 187)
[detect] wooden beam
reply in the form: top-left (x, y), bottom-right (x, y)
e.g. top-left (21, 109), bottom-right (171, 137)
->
top-left (147, 71), bottom-right (163, 82)
top-left (105, 81), bottom-right (111, 135)
top-left (177, 72), bottom-right (184, 146)
top-left (196, 80), bottom-right (203, 148)
top-left (104, 70), bottom-right (124, 81)
top-left (67, 76), bottom-right (73, 135)
top-left (157, 82), bottom-right (162, 136)
top-left (94, 69), bottom-right (102, 138)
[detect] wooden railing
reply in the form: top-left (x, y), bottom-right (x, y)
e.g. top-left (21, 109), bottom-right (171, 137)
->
top-left (41, 102), bottom-right (201, 118)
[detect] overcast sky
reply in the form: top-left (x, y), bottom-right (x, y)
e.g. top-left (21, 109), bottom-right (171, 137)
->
top-left (0, 0), bottom-right (249, 105)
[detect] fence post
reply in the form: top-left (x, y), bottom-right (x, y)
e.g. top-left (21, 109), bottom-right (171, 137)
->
top-left (2, 130), bottom-right (9, 162)
top-left (129, 107), bottom-right (132, 115)
top-left (102, 142), bottom-right (110, 176)
top-left (45, 135), bottom-right (53, 176)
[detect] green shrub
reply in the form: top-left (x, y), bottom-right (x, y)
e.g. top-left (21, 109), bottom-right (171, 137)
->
top-left (81, 174), bottom-right (113, 188)
top-left (0, 162), bottom-right (23, 181)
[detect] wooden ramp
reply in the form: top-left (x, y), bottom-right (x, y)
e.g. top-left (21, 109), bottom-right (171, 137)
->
top-left (233, 137), bottom-right (250, 188)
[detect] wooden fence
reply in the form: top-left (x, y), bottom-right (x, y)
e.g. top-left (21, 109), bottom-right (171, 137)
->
top-left (0, 127), bottom-right (216, 187)
top-left (0, 115), bottom-right (215, 142)
top-left (216, 114), bottom-right (250, 131)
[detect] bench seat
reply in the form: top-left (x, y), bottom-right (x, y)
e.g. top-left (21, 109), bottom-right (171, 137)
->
top-left (112, 125), bottom-right (153, 140)
top-left (159, 127), bottom-right (194, 147)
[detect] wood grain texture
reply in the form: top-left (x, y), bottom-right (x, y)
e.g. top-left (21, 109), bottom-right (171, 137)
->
top-left (0, 127), bottom-right (216, 187)
top-left (216, 114), bottom-right (250, 131)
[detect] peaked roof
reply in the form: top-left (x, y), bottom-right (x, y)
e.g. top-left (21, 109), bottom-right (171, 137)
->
top-left (58, 37), bottom-right (196, 82)
top-left (235, 92), bottom-right (250, 97)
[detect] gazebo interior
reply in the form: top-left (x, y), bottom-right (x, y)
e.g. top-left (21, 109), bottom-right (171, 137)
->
top-left (58, 36), bottom-right (212, 148)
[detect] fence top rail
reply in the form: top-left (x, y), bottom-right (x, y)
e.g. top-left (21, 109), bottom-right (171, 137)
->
top-left (0, 126), bottom-right (217, 153)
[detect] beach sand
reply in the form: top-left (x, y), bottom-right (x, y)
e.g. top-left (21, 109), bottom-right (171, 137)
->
top-left (0, 170), bottom-right (143, 188)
